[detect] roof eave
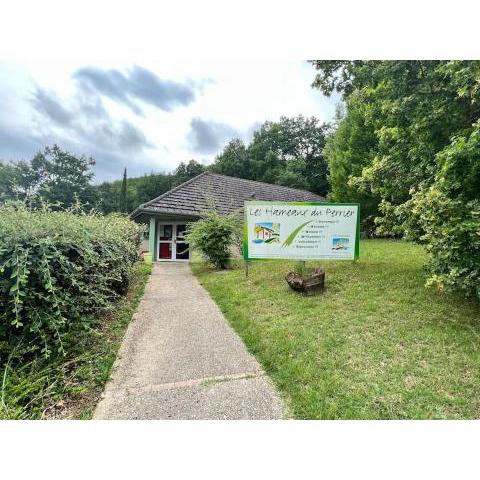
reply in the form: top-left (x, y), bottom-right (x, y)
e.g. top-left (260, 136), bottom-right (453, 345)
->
top-left (130, 206), bottom-right (202, 220)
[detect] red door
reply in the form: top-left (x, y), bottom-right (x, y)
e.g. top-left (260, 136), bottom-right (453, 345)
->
top-left (158, 224), bottom-right (173, 260)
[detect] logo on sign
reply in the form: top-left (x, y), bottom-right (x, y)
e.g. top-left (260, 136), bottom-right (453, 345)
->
top-left (253, 222), bottom-right (280, 244)
top-left (332, 237), bottom-right (350, 251)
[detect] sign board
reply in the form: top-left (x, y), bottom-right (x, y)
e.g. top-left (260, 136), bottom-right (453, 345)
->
top-left (244, 201), bottom-right (360, 261)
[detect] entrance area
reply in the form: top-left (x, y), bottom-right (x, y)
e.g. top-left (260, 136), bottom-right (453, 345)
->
top-left (158, 222), bottom-right (190, 261)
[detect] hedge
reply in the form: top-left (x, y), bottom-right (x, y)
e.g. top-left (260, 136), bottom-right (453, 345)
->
top-left (0, 203), bottom-right (143, 357)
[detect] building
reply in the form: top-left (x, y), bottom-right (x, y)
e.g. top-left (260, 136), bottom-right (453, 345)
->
top-left (131, 172), bottom-right (324, 261)
top-left (254, 223), bottom-right (280, 243)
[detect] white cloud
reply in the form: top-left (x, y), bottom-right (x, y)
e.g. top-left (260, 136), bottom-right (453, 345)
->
top-left (0, 60), bottom-right (337, 182)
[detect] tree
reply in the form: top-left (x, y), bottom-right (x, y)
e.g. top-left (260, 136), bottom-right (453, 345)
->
top-left (311, 60), bottom-right (480, 298)
top-left (1, 145), bottom-right (98, 209)
top-left (132, 173), bottom-right (175, 205)
top-left (310, 60), bottom-right (375, 98)
top-left (248, 116), bottom-right (331, 195)
top-left (311, 60), bottom-right (480, 237)
top-left (210, 116), bottom-right (331, 196)
top-left (95, 172), bottom-right (175, 215)
top-left (0, 162), bottom-right (19, 201)
top-left (1, 159), bottom-right (44, 201)
top-left (174, 159), bottom-right (206, 185)
top-left (323, 96), bottom-right (380, 221)
top-left (95, 181), bottom-right (120, 214)
top-left (119, 167), bottom-right (128, 213)
top-left (35, 145), bottom-right (97, 207)
top-left (210, 139), bottom-right (251, 179)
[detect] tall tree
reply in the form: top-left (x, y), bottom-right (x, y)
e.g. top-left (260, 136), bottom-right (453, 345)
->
top-left (210, 139), bottom-right (251, 179)
top-left (119, 167), bottom-right (128, 213)
top-left (210, 116), bottom-right (331, 196)
top-left (174, 159), bottom-right (206, 185)
top-left (311, 60), bottom-right (480, 298)
top-left (1, 145), bottom-right (97, 208)
top-left (0, 162), bottom-right (19, 201)
top-left (95, 181), bottom-right (120, 214)
top-left (323, 96), bottom-right (380, 220)
top-left (249, 115), bottom-right (331, 195)
top-left (311, 60), bottom-right (480, 236)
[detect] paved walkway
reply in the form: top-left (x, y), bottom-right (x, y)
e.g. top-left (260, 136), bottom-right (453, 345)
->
top-left (94, 262), bottom-right (284, 419)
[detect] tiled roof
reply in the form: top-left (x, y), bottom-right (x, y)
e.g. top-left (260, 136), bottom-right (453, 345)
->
top-left (133, 172), bottom-right (324, 218)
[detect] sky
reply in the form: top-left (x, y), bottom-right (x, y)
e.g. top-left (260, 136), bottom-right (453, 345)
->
top-left (0, 60), bottom-right (338, 183)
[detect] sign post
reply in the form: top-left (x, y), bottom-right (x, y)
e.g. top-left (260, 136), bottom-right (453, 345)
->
top-left (243, 202), bottom-right (359, 270)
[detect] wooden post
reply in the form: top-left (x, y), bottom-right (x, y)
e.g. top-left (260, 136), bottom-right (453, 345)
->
top-left (244, 260), bottom-right (249, 279)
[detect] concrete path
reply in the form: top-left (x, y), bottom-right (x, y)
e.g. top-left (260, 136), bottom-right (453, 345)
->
top-left (94, 262), bottom-right (284, 419)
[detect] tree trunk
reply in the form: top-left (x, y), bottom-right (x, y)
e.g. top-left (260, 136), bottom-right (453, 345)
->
top-left (285, 267), bottom-right (325, 295)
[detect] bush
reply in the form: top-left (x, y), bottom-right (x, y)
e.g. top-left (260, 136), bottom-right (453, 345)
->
top-left (0, 203), bottom-right (142, 357)
top-left (413, 122), bottom-right (480, 300)
top-left (415, 191), bottom-right (480, 299)
top-left (186, 210), bottom-right (239, 269)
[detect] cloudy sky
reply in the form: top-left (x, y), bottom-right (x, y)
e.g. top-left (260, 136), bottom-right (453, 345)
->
top-left (0, 60), bottom-right (337, 183)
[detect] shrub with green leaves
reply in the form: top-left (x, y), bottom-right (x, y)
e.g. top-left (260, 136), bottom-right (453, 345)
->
top-left (0, 203), bottom-right (142, 356)
top-left (415, 191), bottom-right (480, 299)
top-left (413, 122), bottom-right (480, 300)
top-left (186, 210), bottom-right (239, 269)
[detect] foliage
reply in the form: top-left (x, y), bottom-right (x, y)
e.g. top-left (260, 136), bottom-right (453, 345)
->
top-left (1, 146), bottom-right (205, 216)
top-left (119, 167), bottom-right (128, 213)
top-left (310, 60), bottom-right (369, 98)
top-left (174, 159), bottom-right (206, 185)
top-left (415, 191), bottom-right (480, 299)
top-left (94, 181), bottom-right (123, 214)
top-left (210, 139), bottom-right (251, 179)
top-left (211, 115), bottom-right (331, 196)
top-left (94, 160), bottom-right (205, 214)
top-left (312, 60), bottom-right (480, 236)
top-left (230, 214), bottom-right (245, 257)
top-left (96, 172), bottom-right (176, 214)
top-left (251, 115), bottom-right (330, 195)
top-left (293, 260), bottom-right (310, 277)
top-left (185, 210), bottom-right (239, 269)
top-left (312, 60), bottom-right (480, 295)
top-left (413, 122), bottom-right (480, 299)
top-left (323, 97), bottom-right (380, 221)
top-left (0, 163), bottom-right (19, 201)
top-left (0, 260), bottom-right (151, 419)
top-left (0, 145), bottom-right (98, 209)
top-left (193, 240), bottom-right (480, 419)
top-left (0, 203), bottom-right (143, 357)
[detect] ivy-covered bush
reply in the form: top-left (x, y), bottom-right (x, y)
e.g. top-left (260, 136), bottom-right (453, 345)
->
top-left (0, 203), bottom-right (142, 356)
top-left (186, 210), bottom-right (239, 269)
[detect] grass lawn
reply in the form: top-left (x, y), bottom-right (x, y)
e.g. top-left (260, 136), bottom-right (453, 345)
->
top-left (0, 258), bottom-right (152, 420)
top-left (192, 239), bottom-right (480, 419)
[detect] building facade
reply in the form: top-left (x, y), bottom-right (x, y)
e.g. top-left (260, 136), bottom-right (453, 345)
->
top-left (131, 172), bottom-right (324, 261)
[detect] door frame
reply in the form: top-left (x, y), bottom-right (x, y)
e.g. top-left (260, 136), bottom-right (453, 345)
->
top-left (157, 221), bottom-right (191, 262)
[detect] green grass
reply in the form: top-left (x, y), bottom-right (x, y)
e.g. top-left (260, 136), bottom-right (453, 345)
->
top-left (192, 239), bottom-right (480, 419)
top-left (0, 258), bottom-right (152, 420)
